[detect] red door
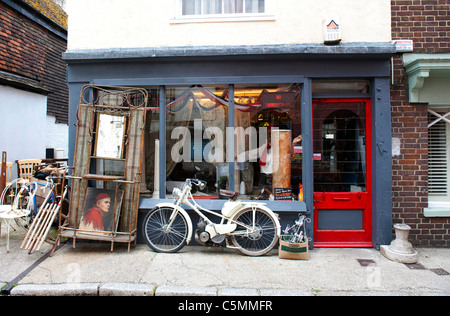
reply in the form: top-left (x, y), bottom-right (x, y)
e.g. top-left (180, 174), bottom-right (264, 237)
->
top-left (313, 99), bottom-right (372, 247)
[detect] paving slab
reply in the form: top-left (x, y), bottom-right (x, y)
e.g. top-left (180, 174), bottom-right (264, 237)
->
top-left (0, 220), bottom-right (53, 284)
top-left (0, 227), bottom-right (448, 297)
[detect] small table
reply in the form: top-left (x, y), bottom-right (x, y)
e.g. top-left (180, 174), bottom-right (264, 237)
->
top-left (0, 206), bottom-right (30, 253)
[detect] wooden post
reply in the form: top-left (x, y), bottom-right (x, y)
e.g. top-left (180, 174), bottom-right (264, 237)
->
top-left (0, 152), bottom-right (7, 194)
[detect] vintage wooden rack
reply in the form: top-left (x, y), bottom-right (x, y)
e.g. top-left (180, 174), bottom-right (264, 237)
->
top-left (58, 85), bottom-right (148, 251)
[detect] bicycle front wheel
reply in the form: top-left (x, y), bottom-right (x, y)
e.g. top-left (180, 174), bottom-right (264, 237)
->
top-left (142, 206), bottom-right (189, 253)
top-left (230, 207), bottom-right (279, 256)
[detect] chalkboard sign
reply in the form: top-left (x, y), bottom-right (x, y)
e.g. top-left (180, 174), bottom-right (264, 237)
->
top-left (274, 188), bottom-right (292, 200)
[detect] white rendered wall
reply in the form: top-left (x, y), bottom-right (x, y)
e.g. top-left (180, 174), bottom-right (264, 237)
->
top-left (66, 0), bottom-right (391, 50)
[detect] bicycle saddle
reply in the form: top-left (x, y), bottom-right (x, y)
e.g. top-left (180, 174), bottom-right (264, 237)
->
top-left (219, 189), bottom-right (239, 198)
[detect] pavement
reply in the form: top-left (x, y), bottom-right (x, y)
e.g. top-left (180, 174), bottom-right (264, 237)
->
top-left (1, 220), bottom-right (449, 297)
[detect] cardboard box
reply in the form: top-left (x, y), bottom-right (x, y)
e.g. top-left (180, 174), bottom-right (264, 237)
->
top-left (278, 235), bottom-right (309, 260)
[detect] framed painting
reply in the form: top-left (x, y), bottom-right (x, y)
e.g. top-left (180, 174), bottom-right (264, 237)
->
top-left (79, 187), bottom-right (124, 235)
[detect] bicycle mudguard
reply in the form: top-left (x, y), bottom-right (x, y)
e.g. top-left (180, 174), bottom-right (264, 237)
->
top-left (154, 203), bottom-right (194, 245)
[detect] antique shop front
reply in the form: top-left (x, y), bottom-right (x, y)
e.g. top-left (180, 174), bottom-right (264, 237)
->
top-left (64, 44), bottom-right (394, 248)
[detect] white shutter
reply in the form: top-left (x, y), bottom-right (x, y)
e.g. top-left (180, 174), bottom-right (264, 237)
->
top-left (428, 110), bottom-right (450, 199)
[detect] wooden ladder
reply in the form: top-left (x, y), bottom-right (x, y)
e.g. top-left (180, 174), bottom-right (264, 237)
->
top-left (21, 187), bottom-right (67, 254)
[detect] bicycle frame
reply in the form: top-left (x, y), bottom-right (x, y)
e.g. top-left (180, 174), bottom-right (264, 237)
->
top-left (29, 180), bottom-right (56, 212)
top-left (159, 179), bottom-right (280, 246)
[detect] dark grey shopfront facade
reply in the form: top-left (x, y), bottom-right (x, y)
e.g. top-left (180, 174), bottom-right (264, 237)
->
top-left (63, 43), bottom-right (395, 249)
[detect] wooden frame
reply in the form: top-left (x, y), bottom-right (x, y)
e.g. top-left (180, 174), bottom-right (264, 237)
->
top-left (58, 85), bottom-right (148, 252)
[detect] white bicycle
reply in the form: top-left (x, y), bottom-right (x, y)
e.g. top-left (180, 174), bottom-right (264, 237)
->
top-left (142, 178), bottom-right (281, 256)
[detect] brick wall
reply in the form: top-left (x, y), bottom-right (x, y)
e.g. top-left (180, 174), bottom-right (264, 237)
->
top-left (0, 1), bottom-right (68, 124)
top-left (391, 0), bottom-right (450, 247)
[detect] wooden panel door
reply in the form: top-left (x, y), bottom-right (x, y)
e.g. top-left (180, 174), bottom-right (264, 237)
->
top-left (313, 99), bottom-right (372, 247)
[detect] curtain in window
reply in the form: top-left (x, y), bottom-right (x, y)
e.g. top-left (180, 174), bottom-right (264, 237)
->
top-left (245, 0), bottom-right (264, 13)
top-left (182, 0), bottom-right (202, 15)
top-left (224, 0), bottom-right (243, 14)
top-left (204, 0), bottom-right (222, 14)
top-left (183, 0), bottom-right (264, 15)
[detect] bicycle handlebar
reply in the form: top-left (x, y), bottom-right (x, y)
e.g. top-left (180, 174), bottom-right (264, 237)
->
top-left (187, 178), bottom-right (207, 190)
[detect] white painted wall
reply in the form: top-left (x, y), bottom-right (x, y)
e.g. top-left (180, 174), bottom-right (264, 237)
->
top-left (46, 115), bottom-right (69, 159)
top-left (0, 86), bottom-right (69, 178)
top-left (66, 0), bottom-right (391, 50)
top-left (0, 85), bottom-right (47, 178)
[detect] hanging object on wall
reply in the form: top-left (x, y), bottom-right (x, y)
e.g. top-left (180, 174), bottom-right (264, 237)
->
top-left (323, 18), bottom-right (341, 45)
top-left (393, 40), bottom-right (414, 53)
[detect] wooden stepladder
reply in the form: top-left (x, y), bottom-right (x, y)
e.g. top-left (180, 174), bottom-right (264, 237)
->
top-left (20, 187), bottom-right (68, 254)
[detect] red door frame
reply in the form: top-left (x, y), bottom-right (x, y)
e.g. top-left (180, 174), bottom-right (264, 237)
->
top-left (313, 98), bottom-right (372, 248)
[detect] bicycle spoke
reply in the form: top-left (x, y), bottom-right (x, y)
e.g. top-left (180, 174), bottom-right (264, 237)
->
top-left (143, 207), bottom-right (188, 253)
top-left (231, 207), bottom-right (278, 256)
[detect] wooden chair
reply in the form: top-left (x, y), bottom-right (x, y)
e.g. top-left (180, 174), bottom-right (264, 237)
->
top-left (0, 161), bottom-right (13, 187)
top-left (17, 159), bottom-right (42, 183)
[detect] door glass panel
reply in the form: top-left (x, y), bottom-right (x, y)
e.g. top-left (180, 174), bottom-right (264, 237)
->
top-left (313, 101), bottom-right (367, 193)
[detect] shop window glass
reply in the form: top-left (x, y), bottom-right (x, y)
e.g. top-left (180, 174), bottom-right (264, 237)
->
top-left (234, 84), bottom-right (302, 200)
top-left (165, 85), bottom-right (229, 198)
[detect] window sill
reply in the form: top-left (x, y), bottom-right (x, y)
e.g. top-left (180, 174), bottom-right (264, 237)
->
top-left (424, 207), bottom-right (450, 217)
top-left (170, 14), bottom-right (276, 24)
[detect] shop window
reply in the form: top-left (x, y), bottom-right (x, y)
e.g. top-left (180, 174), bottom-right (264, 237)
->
top-left (179, 0), bottom-right (265, 16)
top-left (427, 108), bottom-right (450, 206)
top-left (165, 85), bottom-right (229, 198)
top-left (234, 84), bottom-right (302, 200)
top-left (143, 84), bottom-right (302, 200)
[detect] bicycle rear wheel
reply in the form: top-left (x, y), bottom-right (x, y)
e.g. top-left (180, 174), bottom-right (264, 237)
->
top-left (230, 206), bottom-right (279, 256)
top-left (142, 206), bottom-right (189, 253)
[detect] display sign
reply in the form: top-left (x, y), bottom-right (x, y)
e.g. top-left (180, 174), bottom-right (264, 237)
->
top-left (274, 188), bottom-right (292, 200)
top-left (323, 18), bottom-right (341, 44)
top-left (261, 92), bottom-right (296, 109)
top-left (394, 40), bottom-right (414, 52)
